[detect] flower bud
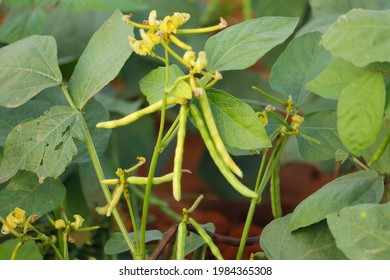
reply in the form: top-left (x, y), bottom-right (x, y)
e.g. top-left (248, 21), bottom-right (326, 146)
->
top-left (194, 51), bottom-right (208, 73)
top-left (148, 10), bottom-right (157, 26)
top-left (183, 50), bottom-right (196, 66)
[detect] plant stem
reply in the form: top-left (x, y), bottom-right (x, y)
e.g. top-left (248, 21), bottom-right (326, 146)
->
top-left (124, 185), bottom-right (140, 251)
top-left (243, 0), bottom-right (252, 21)
top-left (63, 228), bottom-right (70, 260)
top-left (59, 83), bottom-right (137, 258)
top-left (252, 86), bottom-right (286, 106)
top-left (138, 48), bottom-right (171, 259)
top-left (11, 241), bottom-right (23, 260)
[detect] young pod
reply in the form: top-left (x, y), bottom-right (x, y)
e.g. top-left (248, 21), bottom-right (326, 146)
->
top-left (96, 97), bottom-right (177, 129)
top-left (189, 104), bottom-right (257, 199)
top-left (197, 93), bottom-right (243, 178)
top-left (368, 130), bottom-right (390, 166)
top-left (176, 221), bottom-right (187, 260)
top-left (270, 159), bottom-right (282, 218)
top-left (173, 104), bottom-right (189, 201)
top-left (189, 217), bottom-right (223, 260)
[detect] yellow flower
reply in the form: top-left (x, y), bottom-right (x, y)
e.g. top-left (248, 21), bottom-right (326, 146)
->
top-left (54, 219), bottom-right (66, 230)
top-left (159, 13), bottom-right (190, 34)
top-left (148, 10), bottom-right (158, 26)
top-left (128, 35), bottom-right (153, 56)
top-left (1, 207), bottom-right (26, 234)
top-left (183, 50), bottom-right (196, 66)
top-left (194, 51), bottom-right (208, 73)
top-left (70, 215), bottom-right (84, 229)
top-left (291, 115), bottom-right (304, 131)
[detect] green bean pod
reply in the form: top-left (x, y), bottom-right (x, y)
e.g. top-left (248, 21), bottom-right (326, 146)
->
top-left (107, 184), bottom-right (124, 217)
top-left (189, 217), bottom-right (223, 260)
top-left (125, 172), bottom-right (177, 185)
top-left (176, 222), bottom-right (187, 260)
top-left (96, 97), bottom-right (177, 129)
top-left (368, 130), bottom-right (390, 166)
top-left (197, 92), bottom-right (243, 178)
top-left (189, 104), bottom-right (257, 199)
top-left (270, 159), bottom-right (282, 218)
top-left (173, 104), bottom-right (189, 201)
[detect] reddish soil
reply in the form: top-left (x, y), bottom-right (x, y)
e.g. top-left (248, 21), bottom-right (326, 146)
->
top-left (140, 133), bottom-right (336, 260)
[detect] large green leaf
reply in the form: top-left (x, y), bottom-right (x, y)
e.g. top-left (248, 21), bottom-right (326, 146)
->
top-left (139, 65), bottom-right (184, 105)
top-left (296, 14), bottom-right (341, 37)
top-left (309, 0), bottom-right (390, 17)
top-left (305, 58), bottom-right (380, 100)
top-left (290, 170), bottom-right (384, 231)
top-left (0, 35), bottom-right (62, 108)
top-left (327, 203), bottom-right (390, 259)
top-left (337, 72), bottom-right (385, 156)
top-left (43, 4), bottom-right (111, 64)
top-left (0, 8), bottom-right (47, 44)
top-left (73, 98), bottom-right (111, 163)
top-left (0, 171), bottom-right (66, 218)
top-left (62, 0), bottom-right (148, 11)
top-left (363, 121), bottom-right (390, 174)
top-left (321, 9), bottom-right (390, 67)
top-left (104, 230), bottom-right (163, 255)
top-left (270, 32), bottom-right (333, 106)
top-left (0, 100), bottom-right (50, 145)
top-left (297, 110), bottom-right (344, 161)
top-left (253, 0), bottom-right (307, 17)
top-left (260, 214), bottom-right (347, 260)
top-left (69, 10), bottom-right (133, 109)
top-left (205, 17), bottom-right (299, 72)
top-left (205, 89), bottom-right (271, 154)
top-left (0, 106), bottom-right (86, 183)
top-left (0, 239), bottom-right (43, 260)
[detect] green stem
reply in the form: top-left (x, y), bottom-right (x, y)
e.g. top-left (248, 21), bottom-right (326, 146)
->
top-left (252, 86), bottom-right (286, 106)
top-left (49, 241), bottom-right (64, 260)
top-left (139, 48), bottom-right (171, 259)
top-left (236, 137), bottom-right (288, 260)
top-left (63, 228), bottom-right (70, 260)
top-left (124, 185), bottom-right (140, 251)
top-left (11, 241), bottom-right (24, 260)
top-left (59, 83), bottom-right (137, 258)
top-left (243, 0), bottom-right (252, 20)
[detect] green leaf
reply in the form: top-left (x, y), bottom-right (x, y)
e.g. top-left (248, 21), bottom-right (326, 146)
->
top-left (0, 239), bottom-right (43, 260)
top-left (253, 0), bottom-right (307, 17)
top-left (0, 106), bottom-right (86, 183)
top-left (270, 32), bottom-right (333, 106)
top-left (321, 9), bottom-right (390, 67)
top-left (0, 171), bottom-right (66, 218)
top-left (327, 203), bottom-right (390, 259)
top-left (0, 8), bottom-right (47, 44)
top-left (0, 35), bottom-right (62, 108)
top-left (185, 223), bottom-right (215, 256)
top-left (296, 14), bottom-right (341, 37)
top-left (205, 88), bottom-right (271, 154)
top-left (69, 10), bottom-right (134, 109)
top-left (309, 0), bottom-right (390, 17)
top-left (73, 98), bottom-right (111, 163)
top-left (306, 58), bottom-right (379, 100)
top-left (172, 81), bottom-right (192, 100)
top-left (104, 230), bottom-right (163, 255)
top-left (260, 214), bottom-right (347, 259)
top-left (2, 0), bottom-right (55, 8)
top-left (290, 170), bottom-right (384, 231)
top-left (363, 121), bottom-right (390, 174)
top-left (297, 110), bottom-right (345, 161)
top-left (139, 65), bottom-right (184, 105)
top-left (205, 17), bottom-right (299, 72)
top-left (43, 4), bottom-right (111, 64)
top-left (337, 72), bottom-right (385, 156)
top-left (62, 0), bottom-right (148, 11)
top-left (0, 100), bottom-right (50, 145)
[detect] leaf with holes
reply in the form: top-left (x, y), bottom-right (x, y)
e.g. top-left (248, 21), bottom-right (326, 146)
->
top-left (0, 35), bottom-right (62, 108)
top-left (69, 10), bottom-right (134, 109)
top-left (205, 17), bottom-right (299, 72)
top-left (0, 171), bottom-right (66, 218)
top-left (0, 106), bottom-right (86, 183)
top-left (327, 203), bottom-right (390, 259)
